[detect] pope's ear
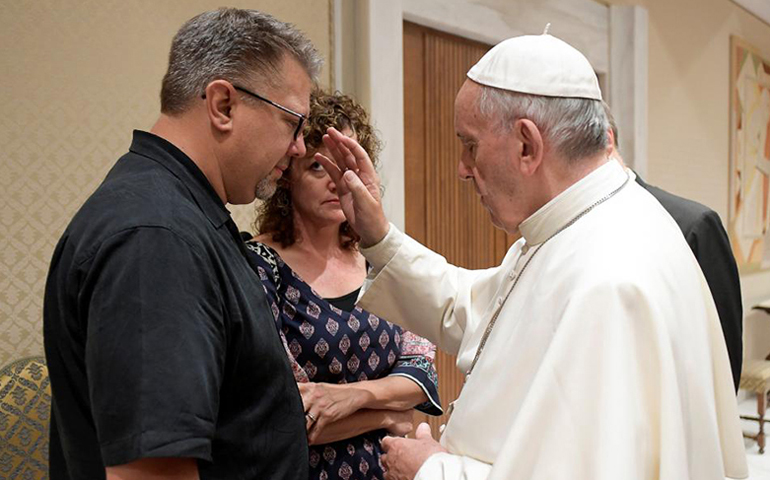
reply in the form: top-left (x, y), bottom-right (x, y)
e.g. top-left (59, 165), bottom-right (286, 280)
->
top-left (203, 80), bottom-right (236, 134)
top-left (514, 119), bottom-right (543, 176)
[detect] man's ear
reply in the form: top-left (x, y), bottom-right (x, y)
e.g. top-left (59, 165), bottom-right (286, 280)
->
top-left (514, 119), bottom-right (544, 176)
top-left (607, 126), bottom-right (616, 151)
top-left (203, 80), bottom-right (236, 134)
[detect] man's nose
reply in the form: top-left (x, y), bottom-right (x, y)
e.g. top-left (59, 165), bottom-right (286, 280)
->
top-left (289, 135), bottom-right (307, 158)
top-left (457, 161), bottom-right (473, 181)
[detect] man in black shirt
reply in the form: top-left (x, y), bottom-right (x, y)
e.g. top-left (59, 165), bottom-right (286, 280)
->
top-left (44, 8), bottom-right (320, 479)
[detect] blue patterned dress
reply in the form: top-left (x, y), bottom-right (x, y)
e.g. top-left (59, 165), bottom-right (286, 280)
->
top-left (245, 242), bottom-right (442, 480)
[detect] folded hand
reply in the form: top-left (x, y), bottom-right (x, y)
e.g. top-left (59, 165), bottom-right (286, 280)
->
top-left (299, 382), bottom-right (362, 444)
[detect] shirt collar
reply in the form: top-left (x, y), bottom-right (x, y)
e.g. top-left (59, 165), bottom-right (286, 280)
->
top-left (128, 130), bottom-right (231, 228)
top-left (519, 160), bottom-right (629, 245)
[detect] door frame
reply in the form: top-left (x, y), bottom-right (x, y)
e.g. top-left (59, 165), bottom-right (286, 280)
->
top-left (345, 0), bottom-right (648, 229)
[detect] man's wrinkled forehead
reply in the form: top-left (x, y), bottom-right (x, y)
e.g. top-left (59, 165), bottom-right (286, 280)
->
top-left (454, 81), bottom-right (487, 137)
top-left (455, 81), bottom-right (479, 117)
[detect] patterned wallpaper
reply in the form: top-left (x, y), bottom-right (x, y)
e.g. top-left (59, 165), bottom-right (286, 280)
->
top-left (0, 0), bottom-right (331, 366)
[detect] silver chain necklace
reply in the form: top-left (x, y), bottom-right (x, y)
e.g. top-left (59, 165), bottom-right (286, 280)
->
top-left (445, 172), bottom-right (631, 418)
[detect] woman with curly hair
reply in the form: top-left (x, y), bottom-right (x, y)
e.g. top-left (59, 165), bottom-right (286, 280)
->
top-left (245, 89), bottom-right (442, 480)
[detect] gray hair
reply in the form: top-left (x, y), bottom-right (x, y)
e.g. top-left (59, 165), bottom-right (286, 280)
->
top-left (160, 8), bottom-right (323, 114)
top-left (478, 85), bottom-right (609, 163)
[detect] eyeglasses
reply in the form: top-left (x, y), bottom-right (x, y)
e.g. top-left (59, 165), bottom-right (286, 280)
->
top-left (201, 85), bottom-right (307, 140)
top-left (235, 86), bottom-right (306, 140)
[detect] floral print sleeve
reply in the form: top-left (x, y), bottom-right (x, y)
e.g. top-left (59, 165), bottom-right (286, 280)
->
top-left (389, 329), bottom-right (443, 416)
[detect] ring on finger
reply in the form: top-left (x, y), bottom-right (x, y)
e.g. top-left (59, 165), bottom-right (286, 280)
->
top-left (306, 412), bottom-right (317, 423)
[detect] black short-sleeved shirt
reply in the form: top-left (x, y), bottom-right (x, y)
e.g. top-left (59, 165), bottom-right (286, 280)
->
top-left (43, 131), bottom-right (308, 479)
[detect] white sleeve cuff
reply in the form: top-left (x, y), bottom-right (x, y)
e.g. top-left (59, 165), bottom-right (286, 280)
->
top-left (360, 222), bottom-right (403, 275)
top-left (414, 452), bottom-right (492, 480)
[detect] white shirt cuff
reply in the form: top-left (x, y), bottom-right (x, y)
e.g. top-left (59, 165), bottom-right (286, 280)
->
top-left (415, 452), bottom-right (492, 480)
top-left (360, 222), bottom-right (403, 275)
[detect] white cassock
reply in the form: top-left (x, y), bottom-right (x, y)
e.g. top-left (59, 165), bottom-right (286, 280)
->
top-left (358, 161), bottom-right (748, 480)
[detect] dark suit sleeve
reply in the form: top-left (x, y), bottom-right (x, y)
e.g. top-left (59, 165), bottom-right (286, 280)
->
top-left (685, 211), bottom-right (743, 391)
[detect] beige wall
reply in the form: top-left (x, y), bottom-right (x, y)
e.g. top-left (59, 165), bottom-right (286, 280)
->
top-left (602, 0), bottom-right (770, 363)
top-left (0, 0), bottom-right (331, 366)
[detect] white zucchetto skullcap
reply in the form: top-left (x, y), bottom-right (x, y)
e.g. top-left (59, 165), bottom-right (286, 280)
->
top-left (467, 33), bottom-right (602, 101)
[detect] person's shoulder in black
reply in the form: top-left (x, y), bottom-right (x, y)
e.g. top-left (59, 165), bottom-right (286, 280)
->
top-left (635, 173), bottom-right (743, 392)
top-left (635, 176), bottom-right (711, 234)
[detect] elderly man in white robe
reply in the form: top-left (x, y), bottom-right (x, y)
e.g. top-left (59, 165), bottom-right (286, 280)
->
top-left (315, 33), bottom-right (748, 480)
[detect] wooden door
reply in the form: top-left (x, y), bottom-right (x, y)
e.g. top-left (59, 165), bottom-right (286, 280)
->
top-left (403, 22), bottom-right (517, 436)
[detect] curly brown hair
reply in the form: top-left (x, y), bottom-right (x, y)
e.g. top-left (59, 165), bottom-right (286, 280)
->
top-left (254, 88), bottom-right (382, 249)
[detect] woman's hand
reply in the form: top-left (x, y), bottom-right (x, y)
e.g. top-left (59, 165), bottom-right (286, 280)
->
top-left (300, 376), bottom-right (428, 444)
top-left (299, 382), bottom-right (365, 438)
top-left (304, 408), bottom-right (414, 446)
top-left (384, 409), bottom-right (415, 438)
